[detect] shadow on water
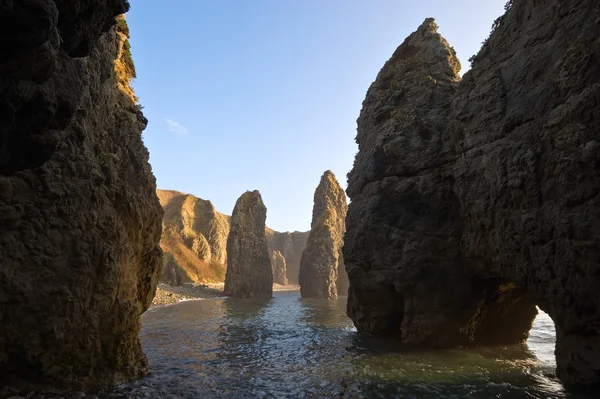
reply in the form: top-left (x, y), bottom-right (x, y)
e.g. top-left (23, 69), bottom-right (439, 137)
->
top-left (94, 292), bottom-right (598, 399)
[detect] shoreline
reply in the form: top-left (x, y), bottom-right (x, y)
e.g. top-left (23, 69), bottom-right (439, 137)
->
top-left (150, 282), bottom-right (300, 308)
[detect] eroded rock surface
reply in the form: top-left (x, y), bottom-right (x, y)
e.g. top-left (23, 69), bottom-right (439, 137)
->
top-left (300, 171), bottom-right (348, 299)
top-left (0, 1), bottom-right (162, 389)
top-left (157, 189), bottom-right (230, 283)
top-left (345, 1), bottom-right (600, 387)
top-left (271, 250), bottom-right (288, 285)
top-left (224, 191), bottom-right (273, 298)
top-left (266, 230), bottom-right (309, 284)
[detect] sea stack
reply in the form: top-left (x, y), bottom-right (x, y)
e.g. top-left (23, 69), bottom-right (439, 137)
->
top-left (344, 0), bottom-right (600, 388)
top-left (271, 250), bottom-right (289, 285)
top-left (0, 5), bottom-right (162, 389)
top-left (299, 171), bottom-right (348, 299)
top-left (224, 191), bottom-right (273, 298)
top-left (266, 230), bottom-right (309, 284)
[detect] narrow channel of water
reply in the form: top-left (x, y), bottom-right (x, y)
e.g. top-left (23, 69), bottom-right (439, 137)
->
top-left (96, 291), bottom-right (595, 398)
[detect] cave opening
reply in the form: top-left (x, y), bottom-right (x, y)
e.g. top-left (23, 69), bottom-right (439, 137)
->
top-left (464, 277), bottom-right (559, 370)
top-left (527, 307), bottom-right (557, 364)
top-left (465, 278), bottom-right (539, 346)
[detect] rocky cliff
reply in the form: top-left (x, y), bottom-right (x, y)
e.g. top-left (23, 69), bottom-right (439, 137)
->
top-left (271, 250), bottom-right (288, 285)
top-left (345, 0), bottom-right (600, 387)
top-left (0, 0), bottom-right (162, 389)
top-left (158, 189), bottom-right (307, 284)
top-left (224, 191), bottom-right (273, 298)
top-left (300, 171), bottom-right (348, 299)
top-left (157, 189), bottom-right (229, 283)
top-left (266, 229), bottom-right (309, 284)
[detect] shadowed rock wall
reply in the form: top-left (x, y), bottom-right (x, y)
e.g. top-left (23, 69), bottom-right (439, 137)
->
top-left (0, 0), bottom-right (162, 388)
top-left (345, 0), bottom-right (600, 387)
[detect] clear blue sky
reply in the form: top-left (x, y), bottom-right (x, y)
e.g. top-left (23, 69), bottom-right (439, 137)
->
top-left (127, 0), bottom-right (506, 232)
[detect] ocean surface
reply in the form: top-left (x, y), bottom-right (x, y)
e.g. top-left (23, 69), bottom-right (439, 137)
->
top-left (96, 291), bottom-right (596, 399)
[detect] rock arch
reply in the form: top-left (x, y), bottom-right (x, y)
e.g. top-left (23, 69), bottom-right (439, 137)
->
top-left (344, 0), bottom-right (600, 387)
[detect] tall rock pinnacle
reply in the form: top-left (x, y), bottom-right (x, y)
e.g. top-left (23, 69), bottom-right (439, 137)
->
top-left (300, 171), bottom-right (348, 299)
top-left (224, 191), bottom-right (273, 298)
top-left (345, 0), bottom-right (600, 387)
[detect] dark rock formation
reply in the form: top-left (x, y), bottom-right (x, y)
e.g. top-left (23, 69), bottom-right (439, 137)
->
top-left (271, 250), bottom-right (288, 285)
top-left (0, 1), bottom-right (162, 389)
top-left (157, 189), bottom-right (230, 283)
top-left (266, 230), bottom-right (309, 284)
top-left (345, 0), bottom-right (600, 387)
top-left (300, 171), bottom-right (348, 299)
top-left (224, 191), bottom-right (273, 298)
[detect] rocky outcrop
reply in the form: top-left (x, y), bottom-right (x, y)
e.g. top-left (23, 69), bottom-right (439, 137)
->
top-left (271, 250), bottom-right (288, 285)
top-left (266, 230), bottom-right (309, 284)
top-left (345, 0), bottom-right (600, 387)
top-left (300, 171), bottom-right (348, 299)
top-left (157, 189), bottom-right (230, 283)
top-left (158, 189), bottom-right (307, 285)
top-left (191, 233), bottom-right (212, 262)
top-left (0, 1), bottom-right (162, 389)
top-left (224, 191), bottom-right (273, 298)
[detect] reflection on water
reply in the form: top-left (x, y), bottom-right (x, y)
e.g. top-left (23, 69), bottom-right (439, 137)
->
top-left (96, 292), bottom-right (596, 398)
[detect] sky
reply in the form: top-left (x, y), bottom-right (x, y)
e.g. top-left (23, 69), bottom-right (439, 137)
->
top-left (127, 0), bottom-right (507, 232)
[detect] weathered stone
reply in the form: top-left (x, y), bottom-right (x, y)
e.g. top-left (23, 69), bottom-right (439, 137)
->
top-left (300, 171), bottom-right (348, 299)
top-left (0, 1), bottom-right (162, 390)
top-left (158, 190), bottom-right (230, 264)
top-left (270, 250), bottom-right (288, 285)
top-left (345, 1), bottom-right (600, 387)
top-left (266, 230), bottom-right (309, 284)
top-left (158, 189), bottom-right (307, 284)
top-left (224, 191), bottom-right (273, 298)
top-left (191, 234), bottom-right (212, 263)
top-left (157, 189), bottom-right (229, 283)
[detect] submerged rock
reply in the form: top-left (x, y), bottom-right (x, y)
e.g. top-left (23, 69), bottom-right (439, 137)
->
top-left (271, 250), bottom-right (288, 285)
top-left (300, 171), bottom-right (348, 299)
top-left (0, 1), bottom-right (162, 389)
top-left (345, 1), bottom-right (600, 387)
top-left (224, 191), bottom-right (273, 298)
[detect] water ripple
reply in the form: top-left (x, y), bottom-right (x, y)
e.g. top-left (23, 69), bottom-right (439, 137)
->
top-left (94, 293), bottom-right (596, 399)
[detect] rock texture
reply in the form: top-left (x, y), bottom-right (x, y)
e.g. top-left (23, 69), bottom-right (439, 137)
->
top-left (224, 191), bottom-right (273, 298)
top-left (345, 1), bottom-right (600, 387)
top-left (158, 189), bottom-right (307, 285)
top-left (270, 250), bottom-right (288, 285)
top-left (266, 229), bottom-right (309, 284)
top-left (157, 189), bottom-right (230, 283)
top-left (300, 171), bottom-right (348, 299)
top-left (0, 1), bottom-right (162, 389)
